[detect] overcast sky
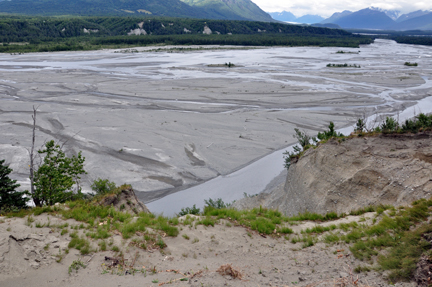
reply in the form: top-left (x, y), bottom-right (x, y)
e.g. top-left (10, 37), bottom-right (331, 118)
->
top-left (252, 0), bottom-right (432, 17)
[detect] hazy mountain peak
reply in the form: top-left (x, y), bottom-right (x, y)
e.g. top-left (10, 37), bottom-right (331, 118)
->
top-left (268, 10), bottom-right (297, 22)
top-left (321, 10), bottom-right (352, 24)
top-left (396, 10), bottom-right (432, 23)
top-left (295, 14), bottom-right (324, 24)
top-left (368, 6), bottom-right (402, 20)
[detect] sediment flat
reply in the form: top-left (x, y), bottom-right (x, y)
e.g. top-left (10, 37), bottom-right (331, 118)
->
top-left (1, 40), bottom-right (431, 209)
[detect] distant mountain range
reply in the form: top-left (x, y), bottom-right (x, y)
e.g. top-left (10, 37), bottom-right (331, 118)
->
top-left (268, 12), bottom-right (324, 24)
top-left (269, 7), bottom-right (432, 30)
top-left (0, 0), bottom-right (274, 22)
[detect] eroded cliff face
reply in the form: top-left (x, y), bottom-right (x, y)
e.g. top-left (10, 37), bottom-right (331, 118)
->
top-left (234, 132), bottom-right (432, 216)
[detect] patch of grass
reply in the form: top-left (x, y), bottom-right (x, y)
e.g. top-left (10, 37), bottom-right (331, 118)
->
top-left (291, 234), bottom-right (317, 248)
top-left (343, 229), bottom-right (364, 243)
top-left (251, 217), bottom-right (275, 234)
top-left (302, 224), bottom-right (336, 234)
top-left (338, 221), bottom-right (358, 232)
top-left (119, 214), bottom-right (178, 239)
top-left (87, 225), bottom-right (110, 239)
top-left (349, 205), bottom-right (377, 216)
top-left (156, 236), bottom-right (166, 249)
top-left (111, 246), bottom-right (120, 252)
top-left (378, 222), bottom-right (432, 282)
top-left (192, 237), bottom-right (199, 244)
top-left (99, 240), bottom-right (107, 251)
top-left (289, 211), bottom-right (341, 222)
top-left (26, 215), bottom-right (35, 226)
top-left (182, 234), bottom-right (190, 240)
top-left (68, 232), bottom-right (93, 255)
top-left (354, 265), bottom-right (371, 273)
top-left (347, 198), bottom-right (432, 280)
top-left (197, 216), bottom-right (217, 227)
top-left (323, 232), bottom-right (340, 244)
top-left (33, 206), bottom-right (55, 216)
top-left (68, 259), bottom-right (86, 274)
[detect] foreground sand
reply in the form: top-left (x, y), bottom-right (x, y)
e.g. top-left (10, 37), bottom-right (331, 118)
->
top-left (1, 40), bottom-right (432, 211)
top-left (0, 212), bottom-right (414, 287)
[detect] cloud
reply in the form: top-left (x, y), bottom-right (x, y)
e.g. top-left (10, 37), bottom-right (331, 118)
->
top-left (253, 0), bottom-right (432, 17)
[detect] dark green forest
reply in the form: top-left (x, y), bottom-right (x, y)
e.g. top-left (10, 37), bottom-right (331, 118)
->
top-left (346, 29), bottom-right (432, 46)
top-left (0, 16), bottom-right (373, 53)
top-left (391, 36), bottom-right (432, 46)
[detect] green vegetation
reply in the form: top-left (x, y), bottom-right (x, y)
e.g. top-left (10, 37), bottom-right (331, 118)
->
top-left (392, 36), bottom-right (432, 47)
top-left (0, 0), bottom-right (211, 19)
top-left (284, 122), bottom-right (343, 169)
top-left (283, 128), bottom-right (315, 169)
top-left (90, 178), bottom-right (116, 196)
top-left (68, 259), bottom-right (86, 275)
top-left (68, 232), bottom-right (93, 255)
top-left (404, 62), bottom-right (418, 66)
top-left (0, 16), bottom-right (373, 53)
top-left (336, 50), bottom-right (359, 54)
top-left (326, 63), bottom-right (361, 68)
top-left (0, 159), bottom-right (29, 213)
top-left (204, 198), bottom-right (231, 210)
top-left (285, 113), bottom-right (432, 170)
top-left (368, 113), bottom-right (432, 134)
top-left (178, 204), bottom-right (200, 216)
top-left (33, 140), bottom-right (86, 206)
top-left (201, 205), bottom-right (335, 234)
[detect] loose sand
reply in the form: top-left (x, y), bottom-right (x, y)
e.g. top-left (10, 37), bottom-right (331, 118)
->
top-left (0, 211), bottom-right (413, 287)
top-left (0, 40), bottom-right (431, 212)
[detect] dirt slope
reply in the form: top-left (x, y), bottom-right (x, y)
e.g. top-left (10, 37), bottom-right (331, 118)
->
top-left (234, 132), bottom-right (432, 216)
top-left (0, 212), bottom-right (412, 287)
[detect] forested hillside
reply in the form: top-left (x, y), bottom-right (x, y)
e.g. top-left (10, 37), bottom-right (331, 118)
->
top-left (0, 0), bottom-right (210, 18)
top-left (0, 16), bottom-right (373, 52)
top-left (179, 0), bottom-right (273, 22)
top-left (0, 0), bottom-right (274, 22)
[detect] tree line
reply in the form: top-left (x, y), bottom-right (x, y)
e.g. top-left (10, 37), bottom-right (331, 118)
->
top-left (0, 15), bottom-right (374, 53)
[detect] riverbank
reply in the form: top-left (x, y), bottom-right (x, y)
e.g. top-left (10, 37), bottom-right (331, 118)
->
top-left (0, 40), bottom-right (431, 213)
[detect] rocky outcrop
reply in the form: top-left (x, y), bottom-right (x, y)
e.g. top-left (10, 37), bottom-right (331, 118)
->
top-left (98, 186), bottom-right (150, 215)
top-left (234, 132), bottom-right (432, 216)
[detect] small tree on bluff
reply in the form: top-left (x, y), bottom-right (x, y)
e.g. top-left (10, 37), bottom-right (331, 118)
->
top-left (33, 140), bottom-right (86, 206)
top-left (0, 159), bottom-right (28, 211)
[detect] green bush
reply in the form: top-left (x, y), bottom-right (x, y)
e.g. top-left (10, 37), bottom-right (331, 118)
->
top-left (33, 140), bottom-right (86, 206)
top-left (177, 204), bottom-right (200, 216)
top-left (381, 117), bottom-right (399, 133)
top-left (90, 178), bottom-right (116, 196)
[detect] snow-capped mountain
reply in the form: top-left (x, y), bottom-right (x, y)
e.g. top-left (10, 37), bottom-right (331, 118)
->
top-left (369, 6), bottom-right (402, 20)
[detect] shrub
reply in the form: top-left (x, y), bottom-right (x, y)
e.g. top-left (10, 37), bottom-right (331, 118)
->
top-left (203, 198), bottom-right (231, 213)
top-left (355, 119), bottom-right (366, 133)
top-left (317, 122), bottom-right (343, 140)
top-left (401, 113), bottom-right (432, 133)
top-left (381, 117), bottom-right (399, 133)
top-left (178, 204), bottom-right (200, 216)
top-left (90, 178), bottom-right (116, 195)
